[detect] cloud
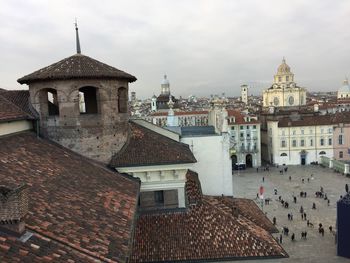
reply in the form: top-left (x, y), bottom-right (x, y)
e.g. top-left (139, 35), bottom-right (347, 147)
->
top-left (0, 0), bottom-right (349, 98)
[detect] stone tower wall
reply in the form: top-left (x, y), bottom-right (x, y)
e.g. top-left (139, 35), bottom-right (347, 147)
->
top-left (29, 78), bottom-right (129, 164)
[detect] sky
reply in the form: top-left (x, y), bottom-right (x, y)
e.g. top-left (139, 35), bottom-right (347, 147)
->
top-left (1, 0), bottom-right (350, 99)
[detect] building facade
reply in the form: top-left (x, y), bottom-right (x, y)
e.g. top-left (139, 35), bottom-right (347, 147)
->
top-left (263, 58), bottom-right (307, 108)
top-left (227, 110), bottom-right (261, 168)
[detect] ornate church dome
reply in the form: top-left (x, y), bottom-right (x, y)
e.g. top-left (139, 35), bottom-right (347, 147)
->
top-left (161, 74), bottom-right (170, 85)
top-left (277, 58), bottom-right (291, 73)
top-left (338, 78), bottom-right (350, 93)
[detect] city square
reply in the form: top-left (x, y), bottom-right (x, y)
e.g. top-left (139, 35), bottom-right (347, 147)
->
top-left (232, 165), bottom-right (350, 263)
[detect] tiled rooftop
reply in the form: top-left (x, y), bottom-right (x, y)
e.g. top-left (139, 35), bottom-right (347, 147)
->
top-left (0, 94), bottom-right (32, 122)
top-left (130, 171), bottom-right (287, 262)
top-left (17, 54), bottom-right (137, 84)
top-left (110, 122), bottom-right (196, 167)
top-left (0, 89), bottom-right (37, 119)
top-left (0, 132), bottom-right (139, 262)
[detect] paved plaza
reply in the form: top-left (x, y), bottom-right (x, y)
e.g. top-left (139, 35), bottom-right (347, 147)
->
top-left (231, 165), bottom-right (350, 263)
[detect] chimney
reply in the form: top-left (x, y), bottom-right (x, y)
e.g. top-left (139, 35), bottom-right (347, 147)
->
top-left (0, 184), bottom-right (29, 237)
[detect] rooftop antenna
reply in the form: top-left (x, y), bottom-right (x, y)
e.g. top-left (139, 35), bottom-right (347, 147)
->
top-left (74, 18), bottom-right (81, 54)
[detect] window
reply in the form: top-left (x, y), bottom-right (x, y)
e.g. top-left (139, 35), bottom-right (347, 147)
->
top-left (280, 153), bottom-right (287, 156)
top-left (328, 128), bottom-right (332, 133)
top-left (340, 151), bottom-right (344, 158)
top-left (247, 133), bottom-right (250, 138)
top-left (281, 140), bottom-right (286, 148)
top-left (118, 87), bottom-right (128, 113)
top-left (79, 86), bottom-right (98, 114)
top-left (154, 190), bottom-right (164, 205)
top-left (282, 130), bottom-right (285, 136)
top-left (319, 151), bottom-right (326, 155)
top-left (253, 125), bottom-right (256, 129)
top-left (328, 138), bottom-right (332, 146)
top-left (246, 125), bottom-right (249, 130)
top-left (240, 133), bottom-right (244, 138)
top-left (254, 143), bottom-right (257, 150)
top-left (292, 130), bottom-right (296, 135)
top-left (300, 139), bottom-right (305, 147)
top-left (320, 138), bottom-right (324, 146)
top-left (292, 140), bottom-right (297, 147)
top-left (286, 76), bottom-right (289, 82)
top-left (278, 77), bottom-right (282, 82)
top-left (231, 127), bottom-right (235, 130)
top-left (301, 129), bottom-right (304, 135)
top-left (310, 139), bottom-right (313, 146)
top-left (339, 135), bottom-right (343, 145)
top-left (240, 126), bottom-right (243, 130)
top-left (341, 128), bottom-right (344, 133)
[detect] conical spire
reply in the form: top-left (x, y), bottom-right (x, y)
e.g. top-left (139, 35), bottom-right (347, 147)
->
top-left (75, 19), bottom-right (81, 54)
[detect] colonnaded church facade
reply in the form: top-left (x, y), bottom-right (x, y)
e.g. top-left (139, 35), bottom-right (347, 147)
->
top-left (263, 58), bottom-right (307, 108)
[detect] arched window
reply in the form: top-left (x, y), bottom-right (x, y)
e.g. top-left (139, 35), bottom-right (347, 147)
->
top-left (37, 88), bottom-right (59, 116)
top-left (47, 89), bottom-right (59, 116)
top-left (319, 151), bottom-right (326, 155)
top-left (118, 87), bottom-right (128, 113)
top-left (79, 86), bottom-right (98, 114)
top-left (280, 153), bottom-right (287, 156)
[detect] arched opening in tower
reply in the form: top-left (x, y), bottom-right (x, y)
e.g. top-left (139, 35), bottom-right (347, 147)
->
top-left (79, 86), bottom-right (98, 114)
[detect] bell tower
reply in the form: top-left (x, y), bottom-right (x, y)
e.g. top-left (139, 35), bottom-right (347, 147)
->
top-left (17, 22), bottom-right (137, 164)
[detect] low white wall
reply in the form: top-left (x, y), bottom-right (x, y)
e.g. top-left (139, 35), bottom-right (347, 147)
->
top-left (0, 120), bottom-right (33, 136)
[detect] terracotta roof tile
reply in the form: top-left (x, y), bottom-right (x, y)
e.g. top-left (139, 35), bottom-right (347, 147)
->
top-left (110, 122), bottom-right (196, 167)
top-left (151, 110), bottom-right (208, 117)
top-left (278, 112), bottom-right (350, 127)
top-left (130, 171), bottom-right (287, 262)
top-left (0, 95), bottom-right (32, 122)
top-left (0, 89), bottom-right (38, 118)
top-left (17, 54), bottom-right (136, 84)
top-left (0, 132), bottom-right (139, 262)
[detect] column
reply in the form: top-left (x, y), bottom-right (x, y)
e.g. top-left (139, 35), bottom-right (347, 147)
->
top-left (177, 187), bottom-right (185, 208)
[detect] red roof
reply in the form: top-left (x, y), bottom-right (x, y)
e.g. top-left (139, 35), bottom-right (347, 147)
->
top-left (130, 171), bottom-right (287, 262)
top-left (227, 110), bottom-right (260, 125)
top-left (0, 132), bottom-right (139, 262)
top-left (0, 94), bottom-right (32, 122)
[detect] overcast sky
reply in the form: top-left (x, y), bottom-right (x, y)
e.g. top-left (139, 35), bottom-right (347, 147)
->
top-left (1, 0), bottom-right (350, 98)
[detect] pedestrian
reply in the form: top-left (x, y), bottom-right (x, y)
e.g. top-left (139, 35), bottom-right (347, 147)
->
top-left (262, 176), bottom-right (265, 182)
top-left (274, 188), bottom-right (278, 195)
top-left (304, 231), bottom-right (307, 239)
top-left (290, 213), bottom-right (293, 221)
top-left (293, 196), bottom-right (297, 203)
top-left (273, 217), bottom-right (276, 225)
top-left (291, 233), bottom-right (295, 241)
top-left (312, 203), bottom-right (316, 209)
top-left (307, 220), bottom-right (310, 227)
top-left (327, 199), bottom-right (330, 206)
top-left (278, 195), bottom-right (281, 201)
top-left (256, 193), bottom-right (259, 199)
top-left (329, 226), bottom-right (333, 232)
top-left (321, 228), bottom-right (324, 236)
top-left (301, 213), bottom-right (304, 220)
top-left (302, 178), bottom-right (304, 183)
top-left (346, 184), bottom-right (349, 193)
top-left (303, 212), bottom-right (307, 220)
top-left (289, 176), bottom-right (291, 181)
top-left (307, 178), bottom-right (310, 183)
top-left (257, 167), bottom-right (259, 173)
top-left (300, 206), bottom-right (304, 214)
top-left (320, 186), bottom-right (324, 193)
top-left (288, 213), bottom-right (290, 220)
top-left (305, 192), bottom-right (307, 198)
top-left (279, 234), bottom-right (283, 243)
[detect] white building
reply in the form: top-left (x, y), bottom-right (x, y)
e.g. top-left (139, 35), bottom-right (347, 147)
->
top-left (267, 115), bottom-right (335, 165)
top-left (148, 110), bottom-right (209, 127)
top-left (263, 58), bottom-right (307, 107)
top-left (227, 110), bottom-right (261, 168)
top-left (180, 126), bottom-right (233, 196)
